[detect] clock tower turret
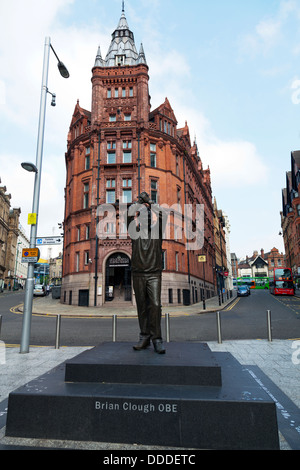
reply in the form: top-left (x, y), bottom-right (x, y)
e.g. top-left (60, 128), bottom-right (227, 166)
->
top-left (91, 4), bottom-right (150, 129)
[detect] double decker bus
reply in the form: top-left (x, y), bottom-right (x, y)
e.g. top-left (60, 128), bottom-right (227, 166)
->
top-left (234, 277), bottom-right (269, 290)
top-left (253, 277), bottom-right (269, 289)
top-left (270, 268), bottom-right (294, 295)
top-left (236, 278), bottom-right (255, 289)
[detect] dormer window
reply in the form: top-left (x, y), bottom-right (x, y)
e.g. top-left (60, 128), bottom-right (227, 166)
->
top-left (115, 55), bottom-right (125, 66)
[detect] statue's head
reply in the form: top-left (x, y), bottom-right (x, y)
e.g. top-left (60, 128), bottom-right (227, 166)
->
top-left (138, 191), bottom-right (151, 204)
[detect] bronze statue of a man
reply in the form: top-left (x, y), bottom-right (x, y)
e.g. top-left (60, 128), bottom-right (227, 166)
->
top-left (127, 192), bottom-right (167, 354)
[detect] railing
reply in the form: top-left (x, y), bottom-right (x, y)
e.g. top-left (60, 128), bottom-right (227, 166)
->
top-left (53, 309), bottom-right (273, 349)
top-left (0, 309), bottom-right (273, 349)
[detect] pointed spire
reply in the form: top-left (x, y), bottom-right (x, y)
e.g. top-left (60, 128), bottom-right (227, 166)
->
top-left (116, 3), bottom-right (129, 31)
top-left (105, 5), bottom-right (139, 66)
top-left (94, 45), bottom-right (104, 67)
top-left (138, 43), bottom-right (147, 65)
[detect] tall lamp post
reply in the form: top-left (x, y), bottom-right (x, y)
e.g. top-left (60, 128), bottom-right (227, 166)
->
top-left (20, 37), bottom-right (69, 354)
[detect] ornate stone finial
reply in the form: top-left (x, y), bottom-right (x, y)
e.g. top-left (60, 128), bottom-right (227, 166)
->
top-left (138, 43), bottom-right (147, 65)
top-left (94, 46), bottom-right (104, 67)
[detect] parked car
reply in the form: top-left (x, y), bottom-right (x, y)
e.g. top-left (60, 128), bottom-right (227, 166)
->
top-left (237, 286), bottom-right (249, 297)
top-left (33, 284), bottom-right (46, 296)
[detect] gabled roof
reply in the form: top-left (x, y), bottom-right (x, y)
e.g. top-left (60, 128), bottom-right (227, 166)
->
top-left (150, 97), bottom-right (177, 123)
top-left (238, 261), bottom-right (251, 269)
top-left (177, 121), bottom-right (191, 147)
top-left (70, 100), bottom-right (91, 126)
top-left (249, 255), bottom-right (268, 266)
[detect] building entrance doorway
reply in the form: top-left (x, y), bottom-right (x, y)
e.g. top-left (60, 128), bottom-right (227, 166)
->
top-left (105, 253), bottom-right (132, 303)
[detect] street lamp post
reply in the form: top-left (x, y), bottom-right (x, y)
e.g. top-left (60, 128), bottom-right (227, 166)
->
top-left (20, 37), bottom-right (69, 354)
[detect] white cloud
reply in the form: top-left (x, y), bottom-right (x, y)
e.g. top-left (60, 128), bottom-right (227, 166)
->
top-left (200, 139), bottom-right (268, 189)
top-left (256, 19), bottom-right (282, 47)
top-left (153, 99), bottom-right (268, 191)
top-left (238, 19), bottom-right (282, 58)
top-left (291, 77), bottom-right (300, 103)
top-left (238, 0), bottom-right (300, 58)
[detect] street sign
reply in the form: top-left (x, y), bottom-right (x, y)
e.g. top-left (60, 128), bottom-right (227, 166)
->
top-left (198, 255), bottom-right (206, 262)
top-left (27, 213), bottom-right (37, 225)
top-left (36, 237), bottom-right (63, 245)
top-left (22, 248), bottom-right (40, 263)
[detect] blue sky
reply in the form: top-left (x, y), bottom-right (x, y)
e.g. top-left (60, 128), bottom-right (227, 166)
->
top-left (1, 0), bottom-right (300, 260)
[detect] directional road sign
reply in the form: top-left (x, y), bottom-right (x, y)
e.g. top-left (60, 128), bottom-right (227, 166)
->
top-left (36, 237), bottom-right (63, 245)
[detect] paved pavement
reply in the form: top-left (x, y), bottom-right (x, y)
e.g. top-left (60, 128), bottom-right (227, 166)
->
top-left (13, 290), bottom-right (236, 317)
top-left (0, 291), bottom-right (299, 450)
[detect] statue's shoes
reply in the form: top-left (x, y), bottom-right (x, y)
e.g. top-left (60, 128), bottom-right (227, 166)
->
top-left (133, 337), bottom-right (151, 350)
top-left (153, 339), bottom-right (166, 354)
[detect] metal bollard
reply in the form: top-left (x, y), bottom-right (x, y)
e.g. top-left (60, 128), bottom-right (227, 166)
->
top-left (55, 314), bottom-right (61, 349)
top-left (165, 313), bottom-right (170, 343)
top-left (216, 311), bottom-right (222, 344)
top-left (112, 314), bottom-right (117, 342)
top-left (267, 310), bottom-right (272, 342)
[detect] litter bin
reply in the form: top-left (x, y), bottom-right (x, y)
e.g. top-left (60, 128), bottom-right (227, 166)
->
top-left (52, 286), bottom-right (61, 299)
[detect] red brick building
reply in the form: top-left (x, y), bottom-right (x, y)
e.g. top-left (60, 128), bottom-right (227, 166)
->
top-left (62, 7), bottom-right (215, 307)
top-left (281, 150), bottom-right (300, 280)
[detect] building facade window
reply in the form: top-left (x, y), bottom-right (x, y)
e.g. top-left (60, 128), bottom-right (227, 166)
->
top-left (123, 178), bottom-right (132, 187)
top-left (175, 252), bottom-right (179, 271)
top-left (106, 189), bottom-right (115, 203)
top-left (106, 178), bottom-right (115, 188)
top-left (162, 250), bottom-right (166, 270)
top-left (122, 189), bottom-right (132, 203)
top-left (150, 143), bottom-right (156, 168)
top-left (106, 178), bottom-right (116, 203)
top-left (84, 251), bottom-right (89, 265)
top-left (176, 155), bottom-right (179, 176)
top-left (109, 114), bottom-right (116, 122)
top-left (85, 147), bottom-right (90, 170)
top-left (123, 140), bottom-right (132, 162)
top-left (116, 55), bottom-right (125, 66)
top-left (123, 140), bottom-right (132, 149)
top-left (106, 222), bottom-right (116, 234)
top-left (107, 141), bottom-right (116, 164)
top-left (150, 179), bottom-right (158, 203)
top-left (122, 178), bottom-right (132, 203)
top-left (107, 152), bottom-right (116, 164)
top-left (107, 88), bottom-right (111, 98)
top-left (177, 186), bottom-right (181, 204)
top-left (123, 150), bottom-right (132, 163)
top-left (83, 183), bottom-right (89, 209)
top-left (75, 252), bottom-right (80, 272)
top-left (124, 113), bottom-right (131, 121)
